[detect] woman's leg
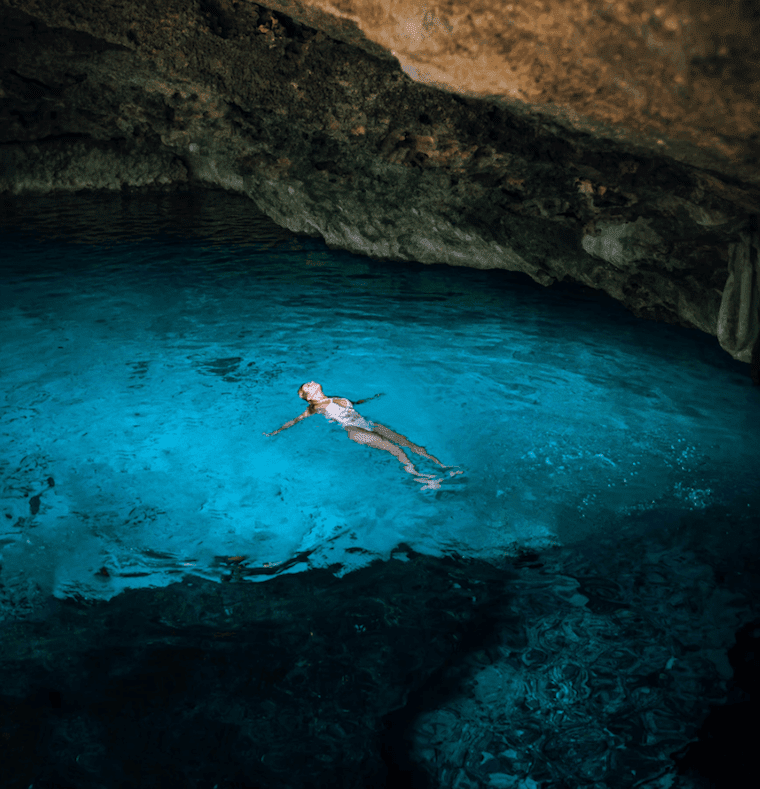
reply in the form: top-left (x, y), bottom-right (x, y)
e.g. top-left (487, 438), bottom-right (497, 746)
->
top-left (345, 427), bottom-right (421, 475)
top-left (371, 422), bottom-right (448, 467)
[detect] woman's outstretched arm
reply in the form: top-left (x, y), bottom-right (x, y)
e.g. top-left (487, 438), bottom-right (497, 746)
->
top-left (263, 408), bottom-right (310, 436)
top-left (354, 393), bottom-right (385, 405)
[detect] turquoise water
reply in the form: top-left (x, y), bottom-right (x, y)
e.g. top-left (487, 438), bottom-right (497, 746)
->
top-left (0, 191), bottom-right (757, 611)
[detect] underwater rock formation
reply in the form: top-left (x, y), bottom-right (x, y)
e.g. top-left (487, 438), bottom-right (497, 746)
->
top-left (1, 0), bottom-right (759, 365)
top-left (0, 549), bottom-right (511, 789)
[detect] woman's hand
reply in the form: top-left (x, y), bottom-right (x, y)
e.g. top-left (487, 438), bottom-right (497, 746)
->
top-left (263, 430), bottom-right (278, 437)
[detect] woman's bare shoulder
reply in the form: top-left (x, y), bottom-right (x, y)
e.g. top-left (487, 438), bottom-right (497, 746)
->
top-left (332, 397), bottom-right (353, 407)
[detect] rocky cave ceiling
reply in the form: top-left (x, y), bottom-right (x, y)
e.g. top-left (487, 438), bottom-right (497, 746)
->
top-left (0, 0), bottom-right (759, 370)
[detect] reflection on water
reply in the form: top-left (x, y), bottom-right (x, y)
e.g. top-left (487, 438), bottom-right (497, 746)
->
top-left (0, 187), bottom-right (299, 249)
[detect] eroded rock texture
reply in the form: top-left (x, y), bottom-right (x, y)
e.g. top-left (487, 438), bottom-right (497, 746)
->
top-left (1, 0), bottom-right (759, 363)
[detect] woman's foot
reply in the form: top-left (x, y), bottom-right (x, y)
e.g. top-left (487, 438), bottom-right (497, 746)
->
top-left (413, 470), bottom-right (446, 488)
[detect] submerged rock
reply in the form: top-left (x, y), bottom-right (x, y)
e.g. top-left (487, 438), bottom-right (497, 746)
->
top-left (3, 520), bottom-right (758, 789)
top-left (0, 0), bottom-right (758, 367)
top-left (0, 548), bottom-right (511, 789)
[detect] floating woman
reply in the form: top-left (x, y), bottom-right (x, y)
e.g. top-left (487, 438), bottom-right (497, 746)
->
top-left (263, 381), bottom-right (462, 489)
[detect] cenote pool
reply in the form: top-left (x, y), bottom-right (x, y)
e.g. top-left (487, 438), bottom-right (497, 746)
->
top-left (0, 190), bottom-right (758, 787)
top-left (1, 190), bottom-right (756, 605)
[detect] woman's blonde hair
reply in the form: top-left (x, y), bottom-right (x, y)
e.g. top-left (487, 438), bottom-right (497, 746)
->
top-left (298, 381), bottom-right (321, 396)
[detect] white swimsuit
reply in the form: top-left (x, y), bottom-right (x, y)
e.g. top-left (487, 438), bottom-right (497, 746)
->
top-left (322, 400), bottom-right (374, 431)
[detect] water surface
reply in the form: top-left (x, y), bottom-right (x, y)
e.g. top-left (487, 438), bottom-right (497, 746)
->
top-left (0, 190), bottom-right (757, 609)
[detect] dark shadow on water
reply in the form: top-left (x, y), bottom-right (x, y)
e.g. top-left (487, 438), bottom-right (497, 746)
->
top-left (672, 617), bottom-right (760, 789)
top-left (0, 187), bottom-right (311, 250)
top-left (378, 556), bottom-right (520, 788)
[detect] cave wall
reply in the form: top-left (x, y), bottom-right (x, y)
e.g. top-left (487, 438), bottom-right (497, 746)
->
top-left (1, 0), bottom-right (759, 364)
